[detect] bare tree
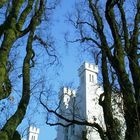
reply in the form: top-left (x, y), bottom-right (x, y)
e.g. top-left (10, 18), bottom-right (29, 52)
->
top-left (0, 0), bottom-right (58, 140)
top-left (39, 1), bottom-right (140, 140)
top-left (64, 0), bottom-right (140, 140)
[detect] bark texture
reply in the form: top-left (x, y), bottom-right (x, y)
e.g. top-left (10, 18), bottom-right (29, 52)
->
top-left (0, 0), bottom-right (44, 139)
top-left (68, 0), bottom-right (140, 140)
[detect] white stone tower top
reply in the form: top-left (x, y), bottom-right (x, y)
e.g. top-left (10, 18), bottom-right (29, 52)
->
top-left (59, 87), bottom-right (76, 108)
top-left (78, 62), bottom-right (98, 76)
top-left (59, 87), bottom-right (76, 97)
top-left (27, 126), bottom-right (39, 140)
top-left (28, 126), bottom-right (39, 134)
top-left (78, 62), bottom-right (98, 85)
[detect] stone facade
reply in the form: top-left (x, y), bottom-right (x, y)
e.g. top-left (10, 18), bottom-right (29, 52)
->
top-left (21, 126), bottom-right (39, 140)
top-left (56, 62), bottom-right (105, 140)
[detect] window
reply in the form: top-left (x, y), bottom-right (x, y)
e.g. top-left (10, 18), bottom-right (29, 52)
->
top-left (67, 97), bottom-right (69, 102)
top-left (31, 136), bottom-right (34, 140)
top-left (89, 74), bottom-right (94, 82)
top-left (64, 128), bottom-right (68, 140)
top-left (31, 136), bottom-right (35, 140)
top-left (89, 74), bottom-right (91, 82)
top-left (71, 125), bottom-right (75, 135)
top-left (92, 75), bottom-right (94, 82)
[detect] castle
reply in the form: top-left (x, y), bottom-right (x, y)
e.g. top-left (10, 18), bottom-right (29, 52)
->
top-left (21, 126), bottom-right (39, 140)
top-left (55, 62), bottom-right (105, 140)
top-left (21, 62), bottom-right (124, 140)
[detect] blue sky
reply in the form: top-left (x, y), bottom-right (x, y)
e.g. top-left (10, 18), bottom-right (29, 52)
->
top-left (18, 0), bottom-right (94, 140)
top-left (16, 1), bottom-right (137, 140)
top-left (38, 0), bottom-right (81, 139)
top-left (36, 0), bottom-right (78, 140)
top-left (38, 0), bottom-right (95, 139)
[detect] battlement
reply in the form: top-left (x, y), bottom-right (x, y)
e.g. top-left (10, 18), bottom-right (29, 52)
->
top-left (78, 62), bottom-right (98, 75)
top-left (59, 87), bottom-right (76, 108)
top-left (59, 87), bottom-right (76, 98)
top-left (28, 126), bottom-right (39, 134)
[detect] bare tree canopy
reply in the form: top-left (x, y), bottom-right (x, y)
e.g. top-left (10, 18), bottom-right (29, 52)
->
top-left (0, 0), bottom-right (58, 139)
top-left (0, 0), bottom-right (140, 140)
top-left (67, 0), bottom-right (140, 140)
top-left (41, 1), bottom-right (140, 140)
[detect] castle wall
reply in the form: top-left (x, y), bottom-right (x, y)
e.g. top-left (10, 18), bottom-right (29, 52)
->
top-left (56, 62), bottom-right (105, 140)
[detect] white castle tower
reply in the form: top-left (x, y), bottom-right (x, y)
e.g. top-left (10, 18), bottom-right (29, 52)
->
top-left (77, 62), bottom-right (104, 139)
top-left (56, 87), bottom-right (76, 140)
top-left (56, 62), bottom-right (105, 140)
top-left (27, 126), bottom-right (39, 140)
top-left (21, 126), bottom-right (39, 140)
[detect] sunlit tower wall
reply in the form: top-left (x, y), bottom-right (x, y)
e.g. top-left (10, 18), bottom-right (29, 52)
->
top-left (56, 62), bottom-right (105, 140)
top-left (27, 126), bottom-right (39, 140)
top-left (77, 62), bottom-right (105, 140)
top-left (56, 87), bottom-right (76, 140)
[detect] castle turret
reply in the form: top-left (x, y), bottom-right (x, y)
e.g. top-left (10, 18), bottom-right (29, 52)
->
top-left (78, 62), bottom-right (98, 85)
top-left (59, 87), bottom-right (76, 109)
top-left (57, 87), bottom-right (76, 140)
top-left (56, 62), bottom-right (104, 140)
top-left (78, 62), bottom-right (104, 140)
top-left (27, 126), bottom-right (39, 140)
top-left (78, 62), bottom-right (101, 121)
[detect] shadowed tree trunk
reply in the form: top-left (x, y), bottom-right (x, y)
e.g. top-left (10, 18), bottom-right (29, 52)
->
top-left (0, 0), bottom-right (45, 139)
top-left (88, 1), bottom-right (140, 139)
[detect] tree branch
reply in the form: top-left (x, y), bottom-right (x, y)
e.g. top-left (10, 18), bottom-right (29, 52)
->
top-left (0, 0), bottom-right (8, 8)
top-left (18, 0), bottom-right (44, 37)
top-left (88, 0), bottom-right (114, 62)
top-left (39, 92), bottom-right (106, 140)
top-left (16, 0), bottom-right (34, 31)
top-left (0, 1), bottom-right (44, 139)
top-left (117, 1), bottom-right (130, 52)
top-left (105, 0), bottom-right (124, 60)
